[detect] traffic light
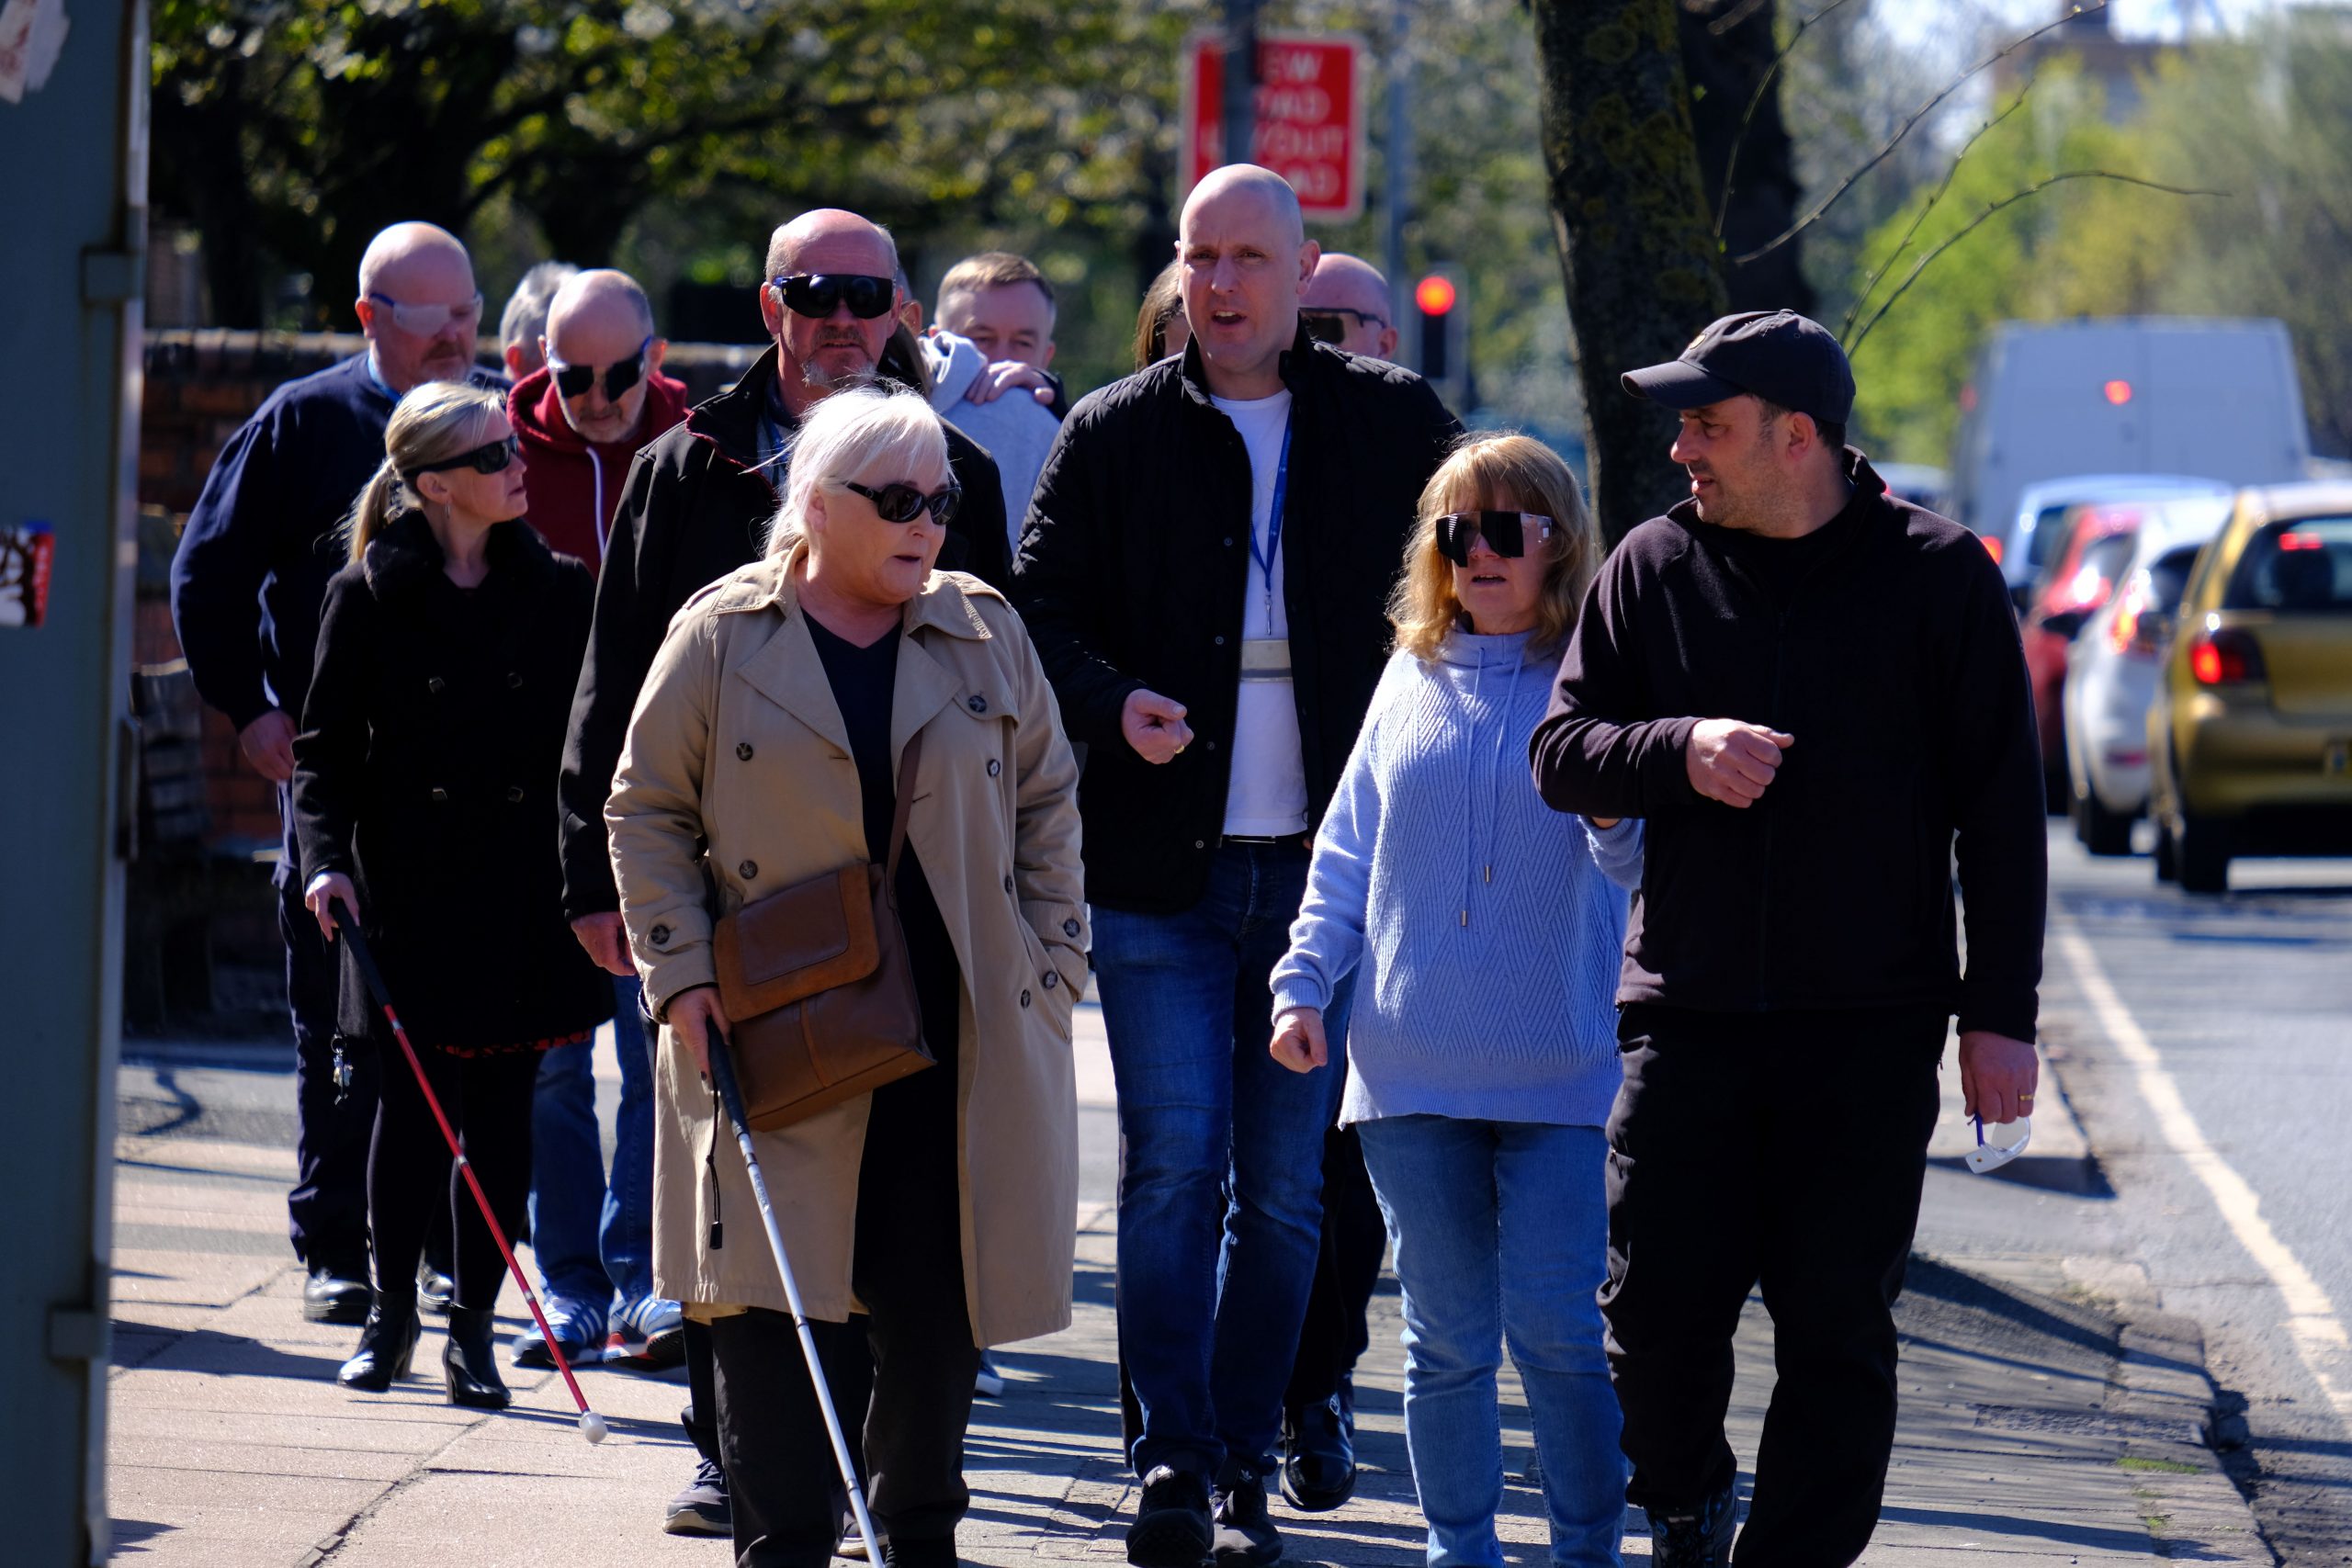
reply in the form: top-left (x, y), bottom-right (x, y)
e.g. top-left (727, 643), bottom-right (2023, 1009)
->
top-left (1413, 266), bottom-right (1465, 407)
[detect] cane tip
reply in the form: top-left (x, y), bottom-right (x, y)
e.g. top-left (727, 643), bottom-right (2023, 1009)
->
top-left (580, 1409), bottom-right (610, 1445)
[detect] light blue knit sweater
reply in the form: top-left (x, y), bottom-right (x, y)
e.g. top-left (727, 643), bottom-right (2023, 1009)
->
top-left (1271, 628), bottom-right (1642, 1129)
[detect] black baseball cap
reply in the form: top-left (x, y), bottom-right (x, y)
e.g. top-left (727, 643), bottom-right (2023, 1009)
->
top-left (1622, 310), bottom-right (1855, 427)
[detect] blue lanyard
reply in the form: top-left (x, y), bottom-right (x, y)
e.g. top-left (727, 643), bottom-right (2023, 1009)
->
top-left (1250, 422), bottom-right (1293, 627)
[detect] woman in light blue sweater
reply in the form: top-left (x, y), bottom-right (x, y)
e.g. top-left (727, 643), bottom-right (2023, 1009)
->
top-left (1270, 434), bottom-right (1638, 1568)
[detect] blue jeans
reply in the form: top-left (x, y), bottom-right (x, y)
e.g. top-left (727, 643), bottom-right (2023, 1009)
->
top-left (528, 975), bottom-right (660, 1313)
top-left (1092, 840), bottom-right (1351, 1481)
top-left (1358, 1116), bottom-right (1625, 1568)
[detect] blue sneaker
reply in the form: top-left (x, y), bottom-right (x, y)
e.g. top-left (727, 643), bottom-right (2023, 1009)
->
top-left (604, 1295), bottom-right (685, 1370)
top-left (511, 1297), bottom-right (606, 1370)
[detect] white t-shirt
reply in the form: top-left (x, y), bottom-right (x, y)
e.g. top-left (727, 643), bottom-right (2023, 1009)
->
top-left (1210, 389), bottom-right (1309, 838)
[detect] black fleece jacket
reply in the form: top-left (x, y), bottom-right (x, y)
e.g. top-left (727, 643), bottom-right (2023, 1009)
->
top-left (1529, 452), bottom-right (2046, 1042)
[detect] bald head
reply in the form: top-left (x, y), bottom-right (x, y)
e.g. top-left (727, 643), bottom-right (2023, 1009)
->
top-left (764, 209), bottom-right (899, 285)
top-left (547, 269), bottom-right (656, 347)
top-left (1176, 164), bottom-right (1318, 398)
top-left (1306, 253), bottom-right (1397, 362)
top-left (355, 221), bottom-right (481, 394)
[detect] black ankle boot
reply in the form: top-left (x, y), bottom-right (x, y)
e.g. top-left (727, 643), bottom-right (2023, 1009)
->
top-left (442, 1307), bottom-right (512, 1409)
top-left (336, 1305), bottom-right (420, 1392)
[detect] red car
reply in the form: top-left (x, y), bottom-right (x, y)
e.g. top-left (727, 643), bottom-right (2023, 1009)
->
top-left (2022, 502), bottom-right (2147, 807)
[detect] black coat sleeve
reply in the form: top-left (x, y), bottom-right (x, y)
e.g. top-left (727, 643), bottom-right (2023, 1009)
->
top-left (559, 445), bottom-right (677, 920)
top-left (1012, 400), bottom-right (1147, 748)
top-left (1529, 550), bottom-right (1702, 820)
top-left (290, 568), bottom-right (375, 890)
top-left (1945, 543), bottom-right (2047, 1041)
top-left (170, 416), bottom-right (286, 731)
top-left (943, 433), bottom-right (1012, 592)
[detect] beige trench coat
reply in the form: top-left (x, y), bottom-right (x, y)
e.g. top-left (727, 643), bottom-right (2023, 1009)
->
top-left (606, 546), bottom-right (1087, 1347)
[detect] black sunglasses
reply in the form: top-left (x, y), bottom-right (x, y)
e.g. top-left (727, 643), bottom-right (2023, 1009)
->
top-left (549, 335), bottom-right (652, 401)
top-left (844, 479), bottom-right (962, 526)
top-left (1301, 306), bottom-right (1388, 345)
top-left (1435, 510), bottom-right (1555, 567)
top-left (772, 273), bottom-right (897, 321)
top-left (407, 434), bottom-right (520, 480)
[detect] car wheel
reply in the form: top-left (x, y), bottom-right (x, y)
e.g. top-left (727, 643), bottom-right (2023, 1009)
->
top-left (2077, 787), bottom-right (2134, 857)
top-left (2154, 820), bottom-right (2178, 883)
top-left (2177, 814), bottom-right (2230, 895)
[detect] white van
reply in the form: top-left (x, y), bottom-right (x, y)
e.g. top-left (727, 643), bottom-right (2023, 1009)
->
top-left (1947, 318), bottom-right (2311, 572)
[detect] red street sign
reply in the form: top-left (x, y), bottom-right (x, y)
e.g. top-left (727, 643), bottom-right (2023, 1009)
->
top-left (1181, 31), bottom-right (1367, 223)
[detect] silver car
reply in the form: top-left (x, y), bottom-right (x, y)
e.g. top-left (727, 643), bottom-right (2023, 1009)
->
top-left (2000, 473), bottom-right (2233, 608)
top-left (2060, 494), bottom-right (2236, 852)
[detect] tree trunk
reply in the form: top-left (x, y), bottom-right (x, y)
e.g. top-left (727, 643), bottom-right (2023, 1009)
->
top-left (1529, 0), bottom-right (1729, 543)
top-left (1679, 0), bottom-right (1813, 316)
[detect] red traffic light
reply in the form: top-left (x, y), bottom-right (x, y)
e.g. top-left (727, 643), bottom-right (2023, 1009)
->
top-left (2103, 378), bottom-right (2133, 406)
top-left (1415, 275), bottom-right (1457, 316)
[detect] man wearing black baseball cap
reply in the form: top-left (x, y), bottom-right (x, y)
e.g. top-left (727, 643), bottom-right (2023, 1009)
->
top-left (1529, 312), bottom-right (2048, 1566)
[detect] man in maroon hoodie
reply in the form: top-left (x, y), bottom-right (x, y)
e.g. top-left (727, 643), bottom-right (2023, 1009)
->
top-left (512, 268), bottom-right (691, 567)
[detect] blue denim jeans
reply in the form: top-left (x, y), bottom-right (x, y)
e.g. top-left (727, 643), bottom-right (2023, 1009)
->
top-left (1092, 840), bottom-right (1351, 1482)
top-left (528, 975), bottom-right (661, 1314)
top-left (598, 975), bottom-right (658, 1307)
top-left (1358, 1116), bottom-right (1625, 1568)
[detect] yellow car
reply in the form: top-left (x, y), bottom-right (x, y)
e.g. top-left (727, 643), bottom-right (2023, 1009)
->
top-left (2148, 482), bottom-right (2352, 893)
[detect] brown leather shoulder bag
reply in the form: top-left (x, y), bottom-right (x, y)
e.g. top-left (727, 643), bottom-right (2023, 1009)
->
top-left (710, 731), bottom-right (932, 1130)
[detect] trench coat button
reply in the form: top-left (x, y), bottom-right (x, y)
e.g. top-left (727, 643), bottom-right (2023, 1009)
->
top-left (1003, 874), bottom-right (1015, 895)
top-left (1043, 970), bottom-right (1059, 990)
top-left (967, 694), bottom-right (989, 714)
top-left (739, 860), bottom-right (758, 881)
top-left (429, 787), bottom-right (449, 804)
top-left (1020, 989), bottom-right (1032, 1008)
top-left (1214, 635), bottom-right (1226, 646)
top-left (506, 671), bottom-right (523, 689)
top-left (650, 924), bottom-right (671, 946)
top-left (736, 741), bottom-right (753, 761)
top-left (1062, 918), bottom-right (1080, 938)
top-left (987, 758), bottom-right (1001, 778)
top-left (427, 677), bottom-right (447, 695)
top-left (505, 785), bottom-right (525, 803)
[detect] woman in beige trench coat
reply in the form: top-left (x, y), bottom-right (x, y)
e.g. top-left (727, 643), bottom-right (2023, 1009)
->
top-left (605, 386), bottom-right (1086, 1568)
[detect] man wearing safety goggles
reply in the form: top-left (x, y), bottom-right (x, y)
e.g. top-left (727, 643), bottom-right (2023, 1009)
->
top-left (510, 268), bottom-right (688, 569)
top-left (170, 220), bottom-right (504, 1337)
top-left (556, 206), bottom-right (1010, 1542)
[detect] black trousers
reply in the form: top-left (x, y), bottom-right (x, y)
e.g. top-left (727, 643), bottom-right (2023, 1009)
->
top-left (366, 1040), bottom-right (538, 1313)
top-left (1602, 1006), bottom-right (1945, 1568)
top-left (711, 1060), bottom-right (978, 1567)
top-left (1283, 1122), bottom-right (1385, 1414)
top-left (279, 867), bottom-right (376, 1270)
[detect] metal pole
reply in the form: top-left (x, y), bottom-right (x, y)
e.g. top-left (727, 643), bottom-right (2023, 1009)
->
top-left (1384, 3), bottom-right (1413, 350)
top-left (1223, 0), bottom-right (1261, 165)
top-left (0, 0), bottom-right (148, 1560)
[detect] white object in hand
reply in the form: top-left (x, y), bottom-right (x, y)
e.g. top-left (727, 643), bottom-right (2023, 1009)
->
top-left (1966, 1116), bottom-right (2031, 1175)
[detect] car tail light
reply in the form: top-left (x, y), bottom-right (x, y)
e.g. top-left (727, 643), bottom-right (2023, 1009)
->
top-left (2109, 582), bottom-right (2159, 657)
top-left (2188, 622), bottom-right (2268, 686)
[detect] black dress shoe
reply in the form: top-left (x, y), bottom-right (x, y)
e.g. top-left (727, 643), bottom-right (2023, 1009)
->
top-left (336, 1306), bottom-right (420, 1392)
top-left (414, 1256), bottom-right (455, 1315)
top-left (442, 1307), bottom-right (512, 1410)
top-left (1125, 1464), bottom-right (1213, 1568)
top-left (304, 1265), bottom-right (374, 1325)
top-left (1280, 1391), bottom-right (1357, 1512)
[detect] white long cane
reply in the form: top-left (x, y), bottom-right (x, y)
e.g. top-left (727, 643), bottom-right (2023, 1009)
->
top-left (701, 1020), bottom-right (885, 1564)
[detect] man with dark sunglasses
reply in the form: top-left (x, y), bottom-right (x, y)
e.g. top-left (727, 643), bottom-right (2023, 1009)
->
top-left (1299, 253), bottom-right (1398, 363)
top-left (557, 206), bottom-right (1008, 1544)
top-left (170, 220), bottom-right (505, 1335)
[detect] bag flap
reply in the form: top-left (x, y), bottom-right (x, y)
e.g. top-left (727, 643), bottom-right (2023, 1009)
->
top-left (714, 864), bottom-right (883, 1018)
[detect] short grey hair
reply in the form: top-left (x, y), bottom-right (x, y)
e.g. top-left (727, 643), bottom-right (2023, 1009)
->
top-left (767, 386), bottom-right (950, 559)
top-left (500, 261), bottom-right (579, 355)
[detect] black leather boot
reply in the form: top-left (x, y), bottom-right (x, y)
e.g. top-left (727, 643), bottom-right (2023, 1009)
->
top-left (336, 1304), bottom-right (420, 1392)
top-left (442, 1307), bottom-right (512, 1409)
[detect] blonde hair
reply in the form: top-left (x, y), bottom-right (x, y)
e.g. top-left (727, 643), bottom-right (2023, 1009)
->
top-left (1387, 433), bottom-right (1600, 663)
top-left (1133, 260), bottom-right (1185, 371)
top-left (344, 381), bottom-right (507, 564)
top-left (766, 386), bottom-right (951, 558)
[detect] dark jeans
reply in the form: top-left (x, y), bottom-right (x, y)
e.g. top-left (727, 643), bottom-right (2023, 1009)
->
top-left (367, 1040), bottom-right (538, 1313)
top-left (710, 1010), bottom-right (975, 1565)
top-left (277, 858), bottom-right (376, 1271)
top-left (1284, 1122), bottom-right (1385, 1415)
top-left (1091, 840), bottom-right (1351, 1481)
top-left (1602, 1006), bottom-right (1945, 1568)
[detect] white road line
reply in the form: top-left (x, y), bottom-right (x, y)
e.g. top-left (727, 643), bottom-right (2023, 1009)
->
top-left (2055, 919), bottom-right (2352, 1426)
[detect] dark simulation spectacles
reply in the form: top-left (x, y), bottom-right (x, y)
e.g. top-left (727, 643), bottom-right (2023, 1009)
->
top-left (843, 479), bottom-right (962, 526)
top-left (1435, 510), bottom-right (1555, 567)
top-left (405, 434), bottom-right (520, 482)
top-left (772, 273), bottom-right (897, 321)
top-left (1301, 306), bottom-right (1388, 345)
top-left (549, 335), bottom-right (653, 401)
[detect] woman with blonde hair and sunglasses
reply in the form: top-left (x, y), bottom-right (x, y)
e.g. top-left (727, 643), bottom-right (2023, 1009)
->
top-left (294, 380), bottom-right (611, 1408)
top-left (1268, 433), bottom-right (1641, 1567)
